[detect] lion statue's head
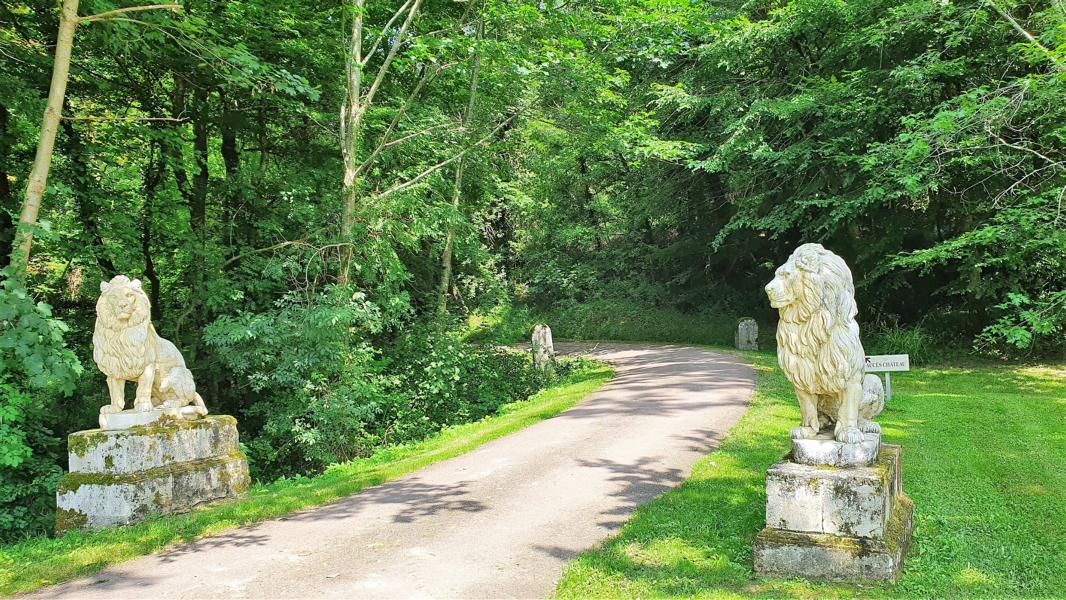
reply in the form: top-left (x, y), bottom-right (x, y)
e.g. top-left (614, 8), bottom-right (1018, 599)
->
top-left (766, 243), bottom-right (864, 395)
top-left (95, 276), bottom-right (150, 330)
top-left (93, 276), bottom-right (153, 380)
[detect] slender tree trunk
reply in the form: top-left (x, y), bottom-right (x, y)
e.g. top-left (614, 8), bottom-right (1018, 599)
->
top-left (339, 0), bottom-right (365, 286)
top-left (142, 146), bottom-right (165, 321)
top-left (220, 91), bottom-right (240, 247)
top-left (0, 105), bottom-right (13, 269)
top-left (338, 0), bottom-right (423, 284)
top-left (168, 80), bottom-right (193, 201)
top-left (11, 0), bottom-right (78, 271)
top-left (437, 18), bottom-right (482, 315)
top-left (0, 105), bottom-right (10, 207)
top-left (577, 156), bottom-right (600, 251)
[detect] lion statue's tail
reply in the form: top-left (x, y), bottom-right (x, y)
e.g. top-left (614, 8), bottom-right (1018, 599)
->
top-left (860, 373), bottom-right (885, 420)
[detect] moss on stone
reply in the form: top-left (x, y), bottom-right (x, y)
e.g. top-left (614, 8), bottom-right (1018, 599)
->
top-left (884, 492), bottom-right (914, 554)
top-left (55, 507), bottom-right (88, 533)
top-left (103, 455), bottom-right (115, 469)
top-left (67, 431), bottom-right (111, 458)
top-left (57, 452), bottom-right (248, 494)
top-left (755, 527), bottom-right (875, 558)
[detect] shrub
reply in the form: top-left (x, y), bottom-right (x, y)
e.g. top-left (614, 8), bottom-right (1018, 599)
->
top-left (384, 323), bottom-right (546, 436)
top-left (0, 274), bottom-right (83, 542)
top-left (204, 288), bottom-right (390, 479)
top-left (206, 292), bottom-right (550, 481)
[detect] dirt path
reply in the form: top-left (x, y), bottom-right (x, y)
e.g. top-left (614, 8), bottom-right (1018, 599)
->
top-left (30, 343), bottom-right (754, 599)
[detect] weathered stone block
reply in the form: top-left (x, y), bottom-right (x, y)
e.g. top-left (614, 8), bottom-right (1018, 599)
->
top-left (754, 493), bottom-right (914, 582)
top-left (56, 415), bottom-right (249, 533)
top-left (755, 444), bottom-right (912, 582)
top-left (766, 444), bottom-right (900, 538)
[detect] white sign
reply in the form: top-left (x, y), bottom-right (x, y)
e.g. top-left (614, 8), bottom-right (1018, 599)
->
top-left (865, 354), bottom-right (910, 372)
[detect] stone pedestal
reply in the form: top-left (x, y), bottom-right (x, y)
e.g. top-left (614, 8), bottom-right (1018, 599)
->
top-left (792, 430), bottom-right (880, 468)
top-left (753, 444), bottom-right (914, 582)
top-left (56, 415), bottom-right (250, 533)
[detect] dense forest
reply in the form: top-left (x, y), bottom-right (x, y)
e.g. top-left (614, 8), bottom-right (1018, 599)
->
top-left (1, 0), bottom-right (1063, 541)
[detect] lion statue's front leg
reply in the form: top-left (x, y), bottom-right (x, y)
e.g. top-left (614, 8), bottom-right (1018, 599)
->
top-left (790, 390), bottom-right (820, 440)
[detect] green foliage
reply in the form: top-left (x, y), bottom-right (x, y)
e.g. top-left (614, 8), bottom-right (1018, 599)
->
top-left (2, 0), bottom-right (1062, 555)
top-left (204, 291), bottom-right (551, 481)
top-left (203, 289), bottom-right (390, 478)
top-left (0, 273), bottom-right (83, 542)
top-left (470, 300), bottom-right (744, 348)
top-left (863, 321), bottom-right (939, 366)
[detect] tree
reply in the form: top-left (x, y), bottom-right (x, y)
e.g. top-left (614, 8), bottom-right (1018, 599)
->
top-left (10, 0), bottom-right (180, 273)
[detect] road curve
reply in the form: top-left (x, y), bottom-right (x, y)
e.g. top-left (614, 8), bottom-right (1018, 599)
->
top-left (29, 343), bottom-right (754, 599)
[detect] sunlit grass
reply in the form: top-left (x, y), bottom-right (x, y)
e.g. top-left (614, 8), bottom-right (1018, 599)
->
top-left (0, 365), bottom-right (613, 596)
top-left (555, 352), bottom-right (1066, 598)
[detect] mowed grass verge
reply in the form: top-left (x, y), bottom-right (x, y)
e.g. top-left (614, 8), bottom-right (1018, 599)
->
top-left (0, 364), bottom-right (613, 596)
top-left (555, 353), bottom-right (1066, 598)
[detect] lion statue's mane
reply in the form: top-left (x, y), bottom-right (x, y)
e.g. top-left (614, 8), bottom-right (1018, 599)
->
top-left (93, 275), bottom-right (207, 419)
top-left (765, 244), bottom-right (880, 443)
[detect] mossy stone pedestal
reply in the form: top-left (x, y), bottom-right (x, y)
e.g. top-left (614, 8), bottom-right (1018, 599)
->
top-left (753, 444), bottom-right (914, 582)
top-left (56, 415), bottom-right (250, 533)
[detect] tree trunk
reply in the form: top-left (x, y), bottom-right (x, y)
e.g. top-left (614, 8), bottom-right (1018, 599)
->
top-left (11, 0), bottom-right (79, 271)
top-left (0, 105), bottom-right (13, 269)
top-left (437, 17), bottom-right (481, 315)
top-left (142, 147), bottom-right (165, 321)
top-left (0, 105), bottom-right (10, 207)
top-left (338, 0), bottom-right (365, 286)
top-left (338, 0), bottom-right (423, 285)
top-left (220, 90), bottom-right (240, 246)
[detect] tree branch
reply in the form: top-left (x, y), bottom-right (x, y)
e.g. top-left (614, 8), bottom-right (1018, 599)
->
top-left (374, 113), bottom-right (515, 201)
top-left (62, 115), bottom-right (186, 122)
top-left (361, 0), bottom-right (422, 112)
top-left (361, 0), bottom-right (415, 64)
top-left (987, 0), bottom-right (1066, 71)
top-left (79, 4), bottom-right (182, 24)
top-left (353, 63), bottom-right (449, 179)
top-left (382, 123), bottom-right (460, 148)
top-left (221, 240), bottom-right (312, 270)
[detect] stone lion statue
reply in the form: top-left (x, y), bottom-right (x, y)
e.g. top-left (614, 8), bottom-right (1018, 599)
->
top-left (764, 244), bottom-right (881, 444)
top-left (93, 275), bottom-right (207, 420)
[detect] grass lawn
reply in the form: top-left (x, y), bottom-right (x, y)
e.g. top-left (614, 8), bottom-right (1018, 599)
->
top-left (0, 364), bottom-right (613, 596)
top-left (556, 352), bottom-right (1066, 598)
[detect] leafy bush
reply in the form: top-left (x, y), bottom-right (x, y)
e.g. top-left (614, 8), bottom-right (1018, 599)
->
top-left (205, 291), bottom-right (549, 481)
top-left (978, 290), bottom-right (1065, 358)
top-left (387, 323), bottom-right (545, 429)
top-left (0, 274), bottom-right (83, 542)
top-left (204, 289), bottom-right (391, 478)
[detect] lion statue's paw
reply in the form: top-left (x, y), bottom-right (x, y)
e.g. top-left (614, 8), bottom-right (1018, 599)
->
top-left (790, 426), bottom-right (819, 440)
top-left (835, 427), bottom-right (865, 444)
top-left (134, 400), bottom-right (155, 413)
top-left (100, 404), bottom-right (122, 414)
top-left (859, 419), bottom-right (881, 434)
